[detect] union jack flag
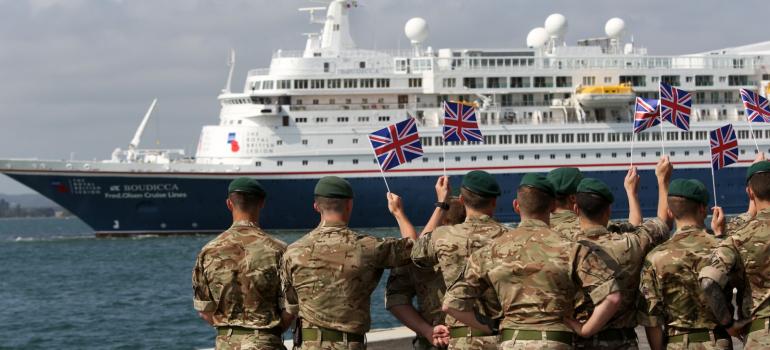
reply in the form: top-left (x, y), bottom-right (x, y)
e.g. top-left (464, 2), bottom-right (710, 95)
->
top-left (369, 117), bottom-right (424, 171)
top-left (659, 83), bottom-right (692, 131)
top-left (739, 89), bottom-right (770, 123)
top-left (633, 97), bottom-right (661, 133)
top-left (710, 124), bottom-right (739, 170)
top-left (443, 101), bottom-right (483, 142)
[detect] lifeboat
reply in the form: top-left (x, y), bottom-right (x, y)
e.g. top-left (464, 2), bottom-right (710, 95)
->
top-left (575, 83), bottom-right (635, 108)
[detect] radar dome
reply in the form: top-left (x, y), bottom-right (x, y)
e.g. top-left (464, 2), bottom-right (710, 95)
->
top-left (526, 27), bottom-right (549, 48)
top-left (605, 18), bottom-right (625, 38)
top-left (544, 13), bottom-right (568, 37)
top-left (405, 17), bottom-right (429, 43)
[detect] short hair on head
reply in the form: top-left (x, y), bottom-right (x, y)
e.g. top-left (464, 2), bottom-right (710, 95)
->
top-left (575, 192), bottom-right (610, 222)
top-left (516, 186), bottom-right (553, 216)
top-left (443, 197), bottom-right (466, 225)
top-left (228, 191), bottom-right (264, 212)
top-left (667, 196), bottom-right (701, 220)
top-left (555, 195), bottom-right (572, 208)
top-left (460, 188), bottom-right (495, 210)
top-left (749, 172), bottom-right (770, 201)
top-left (314, 196), bottom-right (349, 214)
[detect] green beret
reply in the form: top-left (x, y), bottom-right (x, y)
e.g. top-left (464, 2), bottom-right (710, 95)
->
top-left (518, 173), bottom-right (555, 197)
top-left (228, 177), bottom-right (266, 197)
top-left (746, 161), bottom-right (770, 183)
top-left (462, 170), bottom-right (501, 197)
top-left (668, 178), bottom-right (709, 205)
top-left (547, 167), bottom-right (584, 196)
top-left (576, 178), bottom-right (614, 203)
top-left (314, 176), bottom-right (354, 198)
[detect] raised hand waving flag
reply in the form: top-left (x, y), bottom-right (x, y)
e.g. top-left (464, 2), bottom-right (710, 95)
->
top-left (659, 83), bottom-right (692, 131)
top-left (443, 101), bottom-right (483, 142)
top-left (739, 89), bottom-right (770, 123)
top-left (369, 117), bottom-right (424, 171)
top-left (633, 97), bottom-right (661, 133)
top-left (709, 124), bottom-right (739, 170)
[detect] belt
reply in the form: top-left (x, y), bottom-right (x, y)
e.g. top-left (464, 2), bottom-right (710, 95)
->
top-left (216, 326), bottom-right (282, 336)
top-left (301, 328), bottom-right (365, 342)
top-left (501, 329), bottom-right (574, 345)
top-left (748, 318), bottom-right (769, 334)
top-left (448, 326), bottom-right (490, 338)
top-left (591, 327), bottom-right (636, 341)
top-left (668, 328), bottom-right (729, 343)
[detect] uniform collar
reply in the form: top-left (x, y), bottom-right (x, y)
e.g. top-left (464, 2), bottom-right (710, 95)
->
top-left (673, 225), bottom-right (706, 239)
top-left (519, 218), bottom-right (549, 229)
top-left (552, 209), bottom-right (576, 217)
top-left (231, 220), bottom-right (259, 229)
top-left (319, 220), bottom-right (348, 228)
top-left (582, 225), bottom-right (609, 238)
top-left (757, 208), bottom-right (770, 220)
top-left (465, 214), bottom-right (495, 223)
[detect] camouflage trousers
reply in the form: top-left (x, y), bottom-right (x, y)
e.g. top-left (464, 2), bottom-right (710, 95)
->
top-left (298, 341), bottom-right (365, 350)
top-left (215, 332), bottom-right (286, 350)
top-left (448, 335), bottom-right (498, 350)
top-left (744, 331), bottom-right (770, 349)
top-left (574, 338), bottom-right (637, 350)
top-left (499, 339), bottom-right (572, 350)
top-left (664, 339), bottom-right (732, 350)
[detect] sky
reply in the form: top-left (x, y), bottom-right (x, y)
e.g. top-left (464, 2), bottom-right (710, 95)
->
top-left (0, 0), bottom-right (768, 194)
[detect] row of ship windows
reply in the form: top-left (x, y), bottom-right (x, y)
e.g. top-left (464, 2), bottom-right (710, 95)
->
top-left (251, 78), bottom-right (423, 90)
top-left (249, 74), bottom-right (761, 92)
top-left (272, 130), bottom-right (769, 147)
top-left (254, 148), bottom-right (764, 167)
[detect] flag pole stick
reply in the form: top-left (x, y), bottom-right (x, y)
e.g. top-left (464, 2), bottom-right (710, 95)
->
top-left (710, 162), bottom-right (718, 208)
top-left (659, 117), bottom-right (666, 155)
top-left (440, 101), bottom-right (448, 178)
top-left (369, 143), bottom-right (391, 193)
top-left (630, 131), bottom-right (635, 168)
top-left (747, 121), bottom-right (761, 154)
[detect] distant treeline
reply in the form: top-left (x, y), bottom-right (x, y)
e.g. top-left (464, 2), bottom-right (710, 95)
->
top-left (0, 199), bottom-right (57, 218)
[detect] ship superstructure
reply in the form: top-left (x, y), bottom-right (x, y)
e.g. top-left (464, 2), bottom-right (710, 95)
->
top-left (3, 0), bottom-right (769, 235)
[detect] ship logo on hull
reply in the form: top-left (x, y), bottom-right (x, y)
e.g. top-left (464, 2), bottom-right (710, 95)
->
top-left (227, 132), bottom-right (240, 153)
top-left (50, 180), bottom-right (70, 194)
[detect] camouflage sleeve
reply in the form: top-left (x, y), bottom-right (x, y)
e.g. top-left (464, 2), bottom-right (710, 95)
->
top-left (371, 236), bottom-right (414, 269)
top-left (725, 213), bottom-right (752, 235)
top-left (280, 253), bottom-right (299, 315)
top-left (442, 247), bottom-right (490, 312)
top-left (638, 257), bottom-right (664, 327)
top-left (633, 218), bottom-right (671, 252)
top-left (574, 244), bottom-right (621, 305)
top-left (411, 232), bottom-right (438, 268)
top-left (699, 236), bottom-right (740, 288)
top-left (192, 252), bottom-right (216, 312)
top-left (385, 266), bottom-right (416, 309)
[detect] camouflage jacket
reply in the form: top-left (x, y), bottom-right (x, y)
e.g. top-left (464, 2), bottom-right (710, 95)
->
top-left (640, 226), bottom-right (723, 333)
top-left (192, 220), bottom-right (287, 329)
top-left (443, 219), bottom-right (620, 332)
top-left (700, 208), bottom-right (770, 320)
top-left (725, 212), bottom-right (754, 234)
top-left (411, 215), bottom-right (506, 327)
top-left (573, 218), bottom-right (670, 329)
top-left (281, 220), bottom-right (413, 334)
top-left (550, 209), bottom-right (580, 241)
top-left (385, 263), bottom-right (447, 327)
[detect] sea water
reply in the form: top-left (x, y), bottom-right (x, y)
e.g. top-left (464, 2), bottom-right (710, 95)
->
top-left (0, 218), bottom-right (401, 349)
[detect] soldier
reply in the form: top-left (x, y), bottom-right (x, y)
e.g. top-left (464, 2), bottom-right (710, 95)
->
top-left (192, 177), bottom-right (293, 350)
top-left (700, 159), bottom-right (770, 349)
top-left (548, 167), bottom-right (585, 239)
top-left (281, 176), bottom-right (414, 350)
top-left (411, 170), bottom-right (506, 350)
top-left (639, 179), bottom-right (732, 350)
top-left (386, 176), bottom-right (467, 350)
top-left (565, 158), bottom-right (672, 350)
top-left (443, 173), bottom-right (622, 350)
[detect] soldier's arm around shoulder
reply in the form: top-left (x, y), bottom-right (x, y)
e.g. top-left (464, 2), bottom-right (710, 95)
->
top-left (638, 252), bottom-right (665, 328)
top-left (698, 235), bottom-right (742, 292)
top-left (365, 231), bottom-right (414, 269)
top-left (634, 217), bottom-right (671, 251)
top-left (411, 229), bottom-right (439, 268)
top-left (573, 242), bottom-right (621, 306)
top-left (385, 266), bottom-right (417, 310)
top-left (279, 250), bottom-right (300, 317)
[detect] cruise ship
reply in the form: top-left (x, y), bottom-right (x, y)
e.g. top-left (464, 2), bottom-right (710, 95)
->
top-left (3, 0), bottom-right (770, 236)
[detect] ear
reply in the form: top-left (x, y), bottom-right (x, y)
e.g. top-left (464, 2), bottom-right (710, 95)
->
top-left (572, 202), bottom-right (579, 214)
top-left (568, 194), bottom-right (577, 206)
top-left (346, 198), bottom-right (354, 212)
top-left (747, 186), bottom-right (756, 201)
top-left (459, 195), bottom-right (465, 205)
top-left (667, 208), bottom-right (674, 220)
top-left (226, 198), bottom-right (234, 212)
top-left (313, 202), bottom-right (321, 214)
top-left (513, 199), bottom-right (521, 214)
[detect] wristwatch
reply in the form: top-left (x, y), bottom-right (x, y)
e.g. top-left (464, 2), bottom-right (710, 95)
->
top-left (435, 201), bottom-right (449, 210)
